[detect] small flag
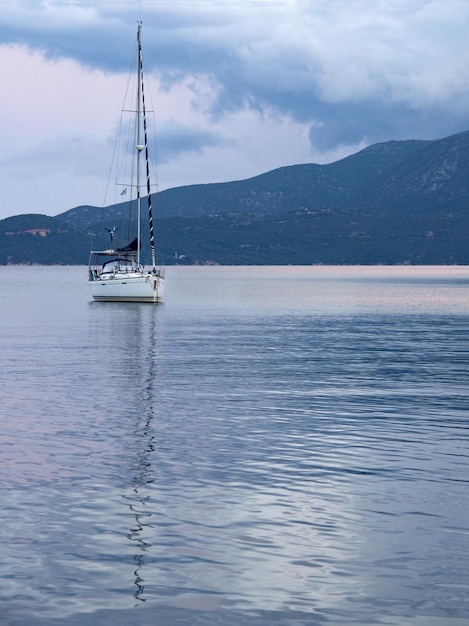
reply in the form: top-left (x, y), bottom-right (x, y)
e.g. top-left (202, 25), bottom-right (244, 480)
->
top-left (120, 187), bottom-right (127, 196)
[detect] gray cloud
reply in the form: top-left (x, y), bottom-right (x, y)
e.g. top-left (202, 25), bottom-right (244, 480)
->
top-left (1, 0), bottom-right (469, 217)
top-left (156, 122), bottom-right (222, 163)
top-left (3, 1), bottom-right (469, 151)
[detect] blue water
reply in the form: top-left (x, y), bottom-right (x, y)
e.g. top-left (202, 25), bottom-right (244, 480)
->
top-left (1, 265), bottom-right (469, 626)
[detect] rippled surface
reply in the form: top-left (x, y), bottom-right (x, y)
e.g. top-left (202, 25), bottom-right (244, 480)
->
top-left (1, 265), bottom-right (469, 625)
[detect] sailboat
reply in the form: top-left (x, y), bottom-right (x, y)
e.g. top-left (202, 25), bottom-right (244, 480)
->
top-left (88, 23), bottom-right (165, 303)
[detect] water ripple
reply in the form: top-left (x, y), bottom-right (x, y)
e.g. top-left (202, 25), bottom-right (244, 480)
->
top-left (1, 266), bottom-right (469, 625)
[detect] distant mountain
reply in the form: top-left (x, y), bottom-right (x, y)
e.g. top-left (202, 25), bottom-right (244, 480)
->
top-left (348, 131), bottom-right (469, 212)
top-left (58, 136), bottom-right (428, 225)
top-left (1, 131), bottom-right (469, 265)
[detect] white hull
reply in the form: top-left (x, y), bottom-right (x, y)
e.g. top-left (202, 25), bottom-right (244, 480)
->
top-left (88, 273), bottom-right (165, 303)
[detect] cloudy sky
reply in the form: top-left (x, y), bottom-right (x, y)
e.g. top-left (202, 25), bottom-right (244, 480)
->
top-left (1, 0), bottom-right (469, 220)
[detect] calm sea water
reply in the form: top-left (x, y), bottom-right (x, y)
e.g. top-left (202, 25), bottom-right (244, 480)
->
top-left (1, 265), bottom-right (469, 626)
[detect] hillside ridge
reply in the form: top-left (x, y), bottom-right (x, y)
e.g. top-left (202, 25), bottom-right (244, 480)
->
top-left (1, 131), bottom-right (468, 265)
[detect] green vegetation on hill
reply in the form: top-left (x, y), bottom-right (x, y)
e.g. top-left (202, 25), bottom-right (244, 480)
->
top-left (0, 214), bottom-right (91, 265)
top-left (154, 207), bottom-right (469, 266)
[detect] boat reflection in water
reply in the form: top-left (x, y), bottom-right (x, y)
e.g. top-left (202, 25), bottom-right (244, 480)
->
top-left (124, 415), bottom-right (155, 604)
top-left (122, 305), bottom-right (160, 604)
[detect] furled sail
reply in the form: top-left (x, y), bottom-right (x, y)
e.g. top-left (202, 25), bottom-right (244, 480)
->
top-left (117, 237), bottom-right (140, 252)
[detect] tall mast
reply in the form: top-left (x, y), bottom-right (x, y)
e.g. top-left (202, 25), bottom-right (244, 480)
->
top-left (137, 21), bottom-right (157, 270)
top-left (136, 22), bottom-right (143, 267)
